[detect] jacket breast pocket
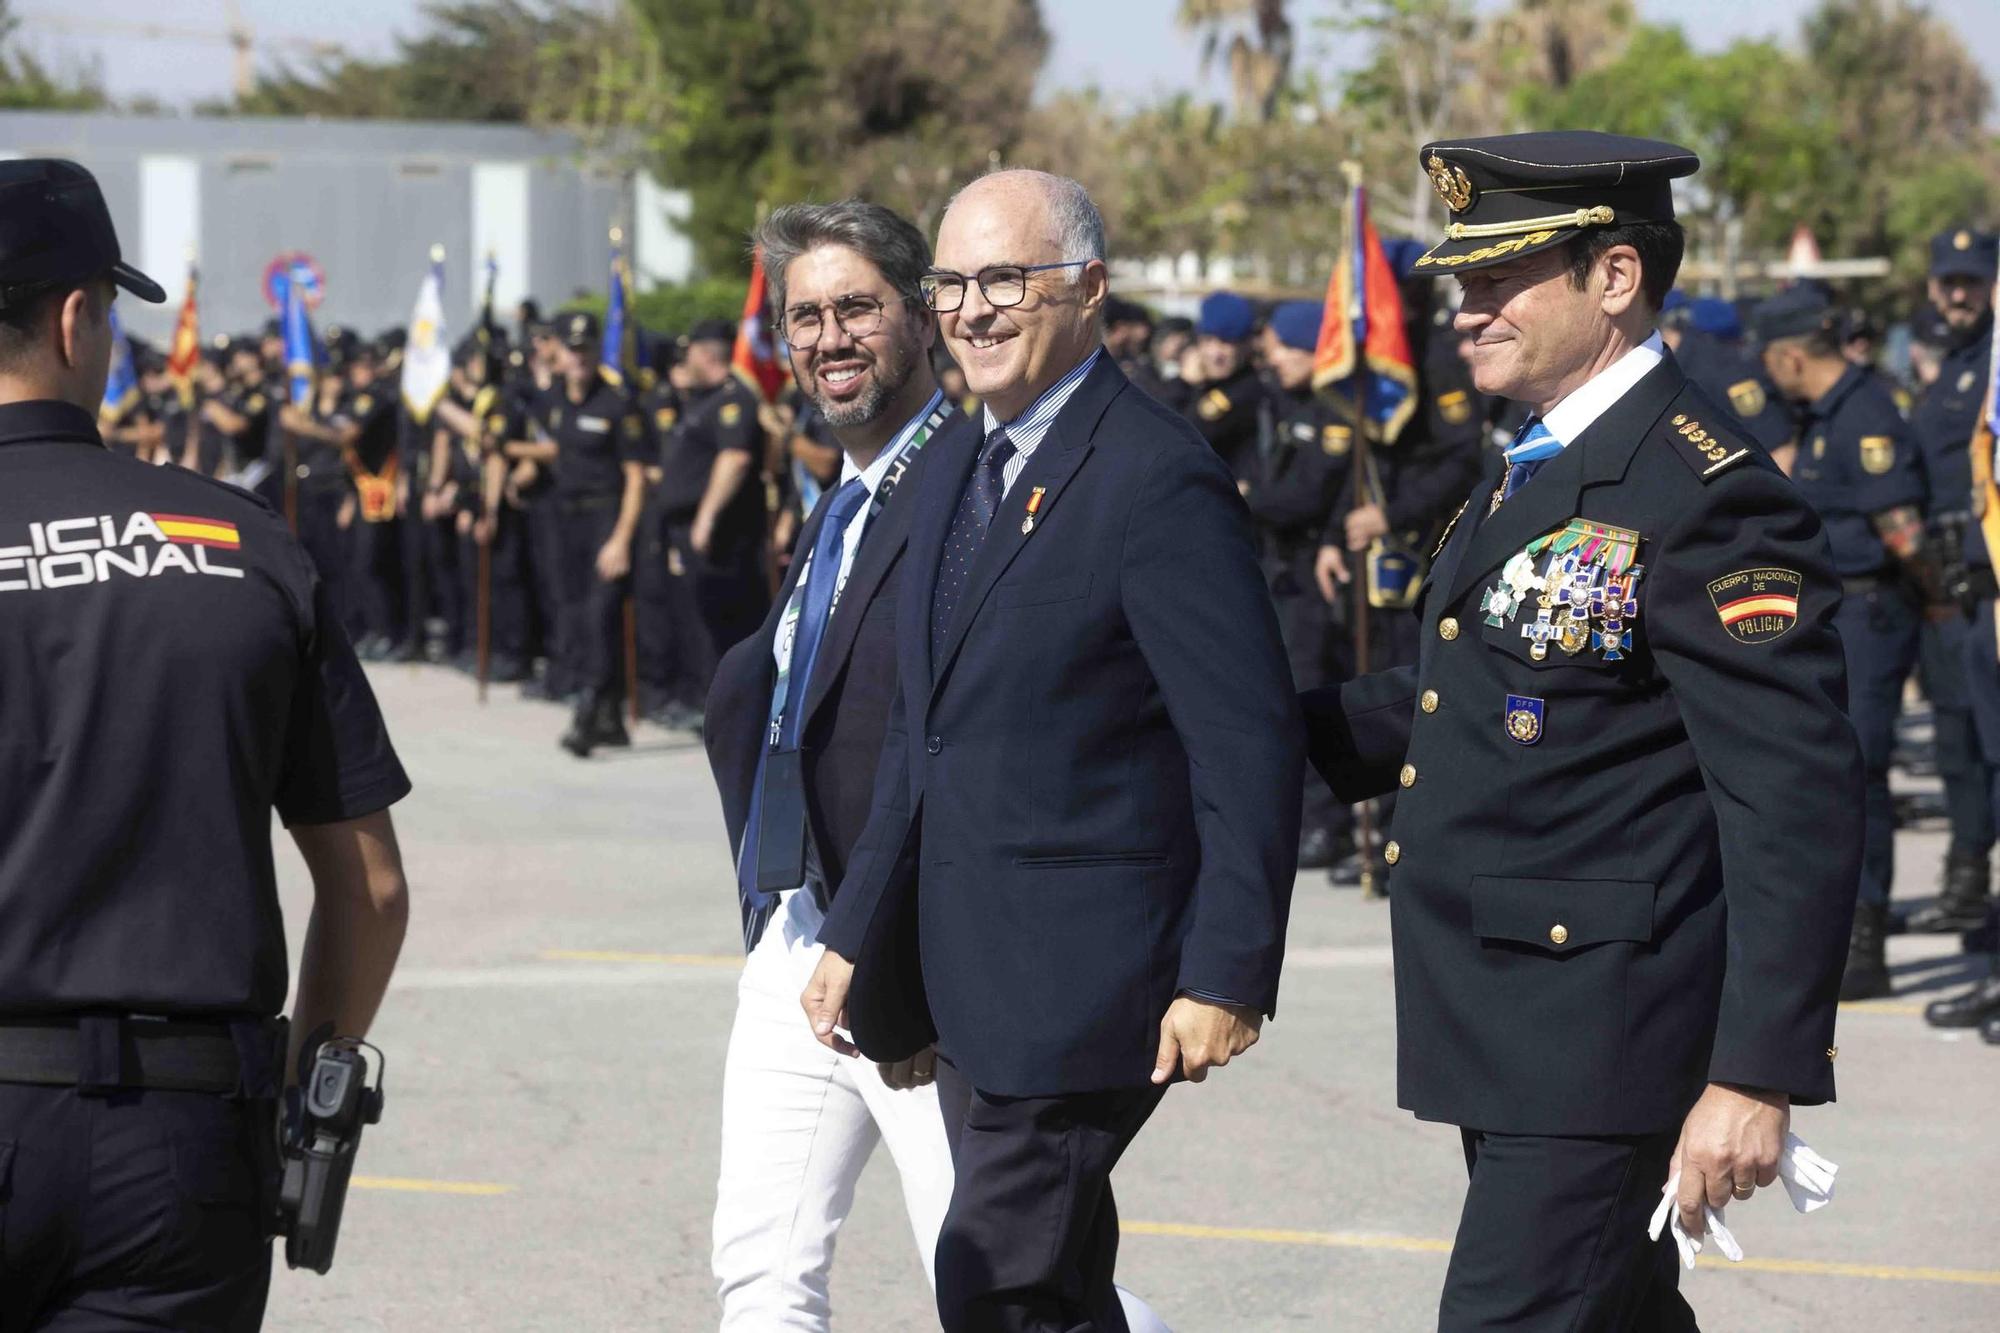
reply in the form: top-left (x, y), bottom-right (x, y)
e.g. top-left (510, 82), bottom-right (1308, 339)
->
top-left (1470, 875), bottom-right (1655, 953)
top-left (995, 572), bottom-right (1093, 609)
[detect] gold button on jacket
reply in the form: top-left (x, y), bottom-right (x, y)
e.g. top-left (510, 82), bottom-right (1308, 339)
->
top-left (1438, 617), bottom-right (1459, 641)
top-left (1384, 840), bottom-right (1401, 865)
top-left (1420, 690), bottom-right (1439, 713)
top-left (1549, 923), bottom-right (1569, 946)
top-left (1399, 763), bottom-right (1417, 788)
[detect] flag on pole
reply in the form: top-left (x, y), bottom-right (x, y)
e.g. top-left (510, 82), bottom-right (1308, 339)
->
top-left (732, 247), bottom-right (786, 403)
top-left (477, 251), bottom-right (500, 347)
top-left (1312, 171), bottom-right (1417, 444)
top-left (601, 227), bottom-right (633, 386)
top-left (281, 261), bottom-right (318, 408)
top-left (165, 261), bottom-right (200, 408)
top-left (1973, 270), bottom-right (2000, 581)
top-left (402, 244), bottom-right (452, 424)
top-left (100, 305), bottom-right (141, 428)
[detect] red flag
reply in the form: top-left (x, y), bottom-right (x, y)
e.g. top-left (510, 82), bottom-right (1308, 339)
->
top-left (165, 263), bottom-right (201, 408)
top-left (1312, 178), bottom-right (1416, 444)
top-left (732, 248), bottom-right (787, 403)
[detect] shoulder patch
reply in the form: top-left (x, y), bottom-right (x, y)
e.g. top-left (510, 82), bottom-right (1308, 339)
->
top-left (1197, 388), bottom-right (1230, 421)
top-left (1726, 379), bottom-right (1766, 418)
top-left (247, 393), bottom-right (266, 413)
top-left (1437, 388), bottom-right (1472, 425)
top-left (622, 415), bottom-right (643, 440)
top-left (355, 394), bottom-right (374, 415)
top-left (719, 400), bottom-right (743, 427)
top-left (1859, 435), bottom-right (1894, 475)
top-left (1321, 423), bottom-right (1352, 456)
top-left (1665, 411), bottom-right (1750, 482)
top-left (1708, 568), bottom-right (1801, 644)
top-left (655, 407), bottom-right (678, 430)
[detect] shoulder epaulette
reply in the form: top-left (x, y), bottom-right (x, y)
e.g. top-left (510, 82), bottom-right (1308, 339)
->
top-left (1662, 409), bottom-right (1750, 483)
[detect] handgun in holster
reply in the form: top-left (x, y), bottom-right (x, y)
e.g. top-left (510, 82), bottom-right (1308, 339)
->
top-left (275, 1025), bottom-right (386, 1275)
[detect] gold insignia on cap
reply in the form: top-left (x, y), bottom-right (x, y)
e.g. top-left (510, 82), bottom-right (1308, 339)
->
top-left (1426, 153), bottom-right (1475, 212)
top-left (1727, 379), bottom-right (1767, 418)
top-left (1955, 230), bottom-right (1973, 251)
top-left (1859, 435), bottom-right (1894, 475)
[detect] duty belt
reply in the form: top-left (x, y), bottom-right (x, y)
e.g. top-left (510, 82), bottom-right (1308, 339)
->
top-left (0, 1014), bottom-right (280, 1096)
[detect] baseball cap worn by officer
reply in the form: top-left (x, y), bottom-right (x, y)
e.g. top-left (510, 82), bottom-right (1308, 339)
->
top-left (1196, 291), bottom-right (1256, 342)
top-left (0, 159), bottom-right (166, 309)
top-left (1268, 301), bottom-right (1324, 353)
top-left (1930, 228), bottom-right (1998, 284)
top-left (1411, 131), bottom-right (1699, 273)
top-left (559, 310), bottom-right (601, 350)
top-left (1748, 286), bottom-right (1836, 345)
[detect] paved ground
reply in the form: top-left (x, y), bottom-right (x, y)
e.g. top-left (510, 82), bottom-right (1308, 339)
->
top-left (266, 665), bottom-right (2000, 1331)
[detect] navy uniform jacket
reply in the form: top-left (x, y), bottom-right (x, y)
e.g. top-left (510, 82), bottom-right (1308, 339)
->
top-left (1673, 328), bottom-right (1795, 454)
top-left (1246, 386), bottom-right (1350, 596)
top-left (705, 415), bottom-right (957, 949)
top-left (818, 356), bottom-right (1304, 1097)
top-left (1185, 363), bottom-right (1265, 482)
top-left (1792, 363), bottom-right (1927, 578)
top-left (1911, 318), bottom-right (1994, 568)
top-left (1302, 354), bottom-right (1860, 1136)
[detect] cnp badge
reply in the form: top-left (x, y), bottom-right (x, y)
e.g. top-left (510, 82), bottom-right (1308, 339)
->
top-left (1437, 389), bottom-right (1472, 425)
top-left (1708, 567), bottom-right (1801, 644)
top-left (1197, 389), bottom-right (1230, 422)
top-left (1504, 695), bottom-right (1544, 745)
top-left (1425, 153), bottom-right (1475, 212)
top-left (1322, 423), bottom-right (1352, 456)
top-left (1859, 435), bottom-right (1894, 475)
top-left (720, 401), bottom-right (743, 427)
top-left (1727, 379), bottom-right (1766, 418)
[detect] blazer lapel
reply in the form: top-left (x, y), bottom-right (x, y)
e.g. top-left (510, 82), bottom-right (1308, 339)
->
top-left (800, 450), bottom-right (921, 727)
top-left (908, 413), bottom-right (980, 694)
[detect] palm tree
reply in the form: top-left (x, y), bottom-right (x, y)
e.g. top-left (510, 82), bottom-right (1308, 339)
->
top-left (1178, 0), bottom-right (1294, 122)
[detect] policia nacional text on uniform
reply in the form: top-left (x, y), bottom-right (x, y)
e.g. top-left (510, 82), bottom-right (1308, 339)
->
top-left (0, 159), bottom-right (411, 1330)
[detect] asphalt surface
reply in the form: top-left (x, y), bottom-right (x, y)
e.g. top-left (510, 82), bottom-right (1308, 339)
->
top-left (266, 665), bottom-right (2000, 1331)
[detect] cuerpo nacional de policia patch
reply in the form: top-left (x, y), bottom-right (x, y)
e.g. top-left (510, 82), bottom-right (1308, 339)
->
top-left (1707, 568), bottom-right (1801, 644)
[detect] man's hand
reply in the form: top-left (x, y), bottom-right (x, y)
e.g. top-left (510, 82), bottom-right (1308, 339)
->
top-left (801, 948), bottom-right (859, 1057)
top-left (1314, 544), bottom-right (1351, 603)
top-left (1670, 1083), bottom-right (1789, 1239)
top-left (473, 513), bottom-right (497, 547)
top-left (595, 536), bottom-right (631, 582)
top-left (1152, 995), bottom-right (1262, 1085)
top-left (878, 1045), bottom-right (937, 1091)
top-left (1344, 503), bottom-right (1389, 552)
top-left (691, 512), bottom-right (716, 558)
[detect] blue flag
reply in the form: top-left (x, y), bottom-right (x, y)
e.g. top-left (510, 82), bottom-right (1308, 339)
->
top-left (602, 234), bottom-right (631, 386)
top-left (282, 262), bottom-right (318, 407)
top-left (99, 304), bottom-right (141, 427)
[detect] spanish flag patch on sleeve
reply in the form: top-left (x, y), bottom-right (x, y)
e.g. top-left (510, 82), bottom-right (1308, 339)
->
top-left (150, 514), bottom-right (241, 550)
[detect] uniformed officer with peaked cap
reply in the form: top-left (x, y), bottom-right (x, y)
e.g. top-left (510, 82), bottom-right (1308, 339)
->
top-left (1305, 132), bottom-right (1861, 1329)
top-left (1752, 284), bottom-right (1932, 1002)
top-left (0, 159), bottom-right (411, 1328)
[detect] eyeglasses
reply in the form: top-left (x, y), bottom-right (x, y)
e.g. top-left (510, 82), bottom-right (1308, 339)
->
top-left (776, 293), bottom-right (903, 350)
top-left (918, 261), bottom-right (1090, 313)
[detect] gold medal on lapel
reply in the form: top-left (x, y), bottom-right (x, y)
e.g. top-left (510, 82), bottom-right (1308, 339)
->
top-left (1021, 486), bottom-right (1047, 535)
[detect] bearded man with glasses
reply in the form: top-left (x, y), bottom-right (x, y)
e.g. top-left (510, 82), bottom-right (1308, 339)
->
top-left (801, 170), bottom-right (1301, 1333)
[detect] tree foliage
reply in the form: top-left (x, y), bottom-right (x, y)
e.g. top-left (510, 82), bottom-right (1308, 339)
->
top-left (0, 0), bottom-right (107, 111)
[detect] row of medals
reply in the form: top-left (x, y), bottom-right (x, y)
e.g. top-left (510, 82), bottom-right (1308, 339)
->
top-left (1482, 548), bottom-right (1644, 663)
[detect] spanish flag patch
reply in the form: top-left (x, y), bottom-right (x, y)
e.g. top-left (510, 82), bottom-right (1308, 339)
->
top-left (1707, 567), bottom-right (1800, 644)
top-left (150, 514), bottom-right (241, 550)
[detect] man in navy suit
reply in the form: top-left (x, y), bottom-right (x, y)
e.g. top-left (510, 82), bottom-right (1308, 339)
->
top-left (801, 170), bottom-right (1303, 1333)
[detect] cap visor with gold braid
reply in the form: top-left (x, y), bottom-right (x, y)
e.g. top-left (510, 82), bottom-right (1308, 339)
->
top-left (1413, 131), bottom-right (1699, 273)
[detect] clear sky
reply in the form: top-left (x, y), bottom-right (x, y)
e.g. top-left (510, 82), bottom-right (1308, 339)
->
top-left (11, 0), bottom-right (2000, 112)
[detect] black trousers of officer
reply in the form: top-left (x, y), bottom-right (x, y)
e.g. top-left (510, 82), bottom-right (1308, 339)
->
top-left (664, 518), bottom-right (767, 703)
top-left (1439, 1128), bottom-right (1693, 1332)
top-left (487, 502), bottom-right (533, 671)
top-left (557, 494), bottom-right (629, 701)
top-left (294, 485), bottom-right (355, 639)
top-left (427, 512), bottom-right (466, 659)
top-left (0, 1083), bottom-right (271, 1331)
top-left (632, 496), bottom-right (677, 708)
top-left (1838, 583), bottom-right (1922, 908)
top-left (347, 515), bottom-right (405, 649)
top-left (1273, 583), bottom-right (1338, 839)
top-left (526, 492), bottom-right (572, 692)
top-left (396, 499), bottom-right (430, 653)
top-left (1920, 610), bottom-right (1996, 860)
top-left (1323, 602), bottom-right (1422, 844)
top-left (933, 1058), bottom-right (1164, 1333)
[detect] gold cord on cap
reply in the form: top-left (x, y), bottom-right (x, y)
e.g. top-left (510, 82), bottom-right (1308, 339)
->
top-left (1444, 206), bottom-right (1616, 242)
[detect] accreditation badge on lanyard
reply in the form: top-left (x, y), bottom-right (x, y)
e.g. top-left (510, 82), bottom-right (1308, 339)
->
top-left (752, 395), bottom-right (952, 892)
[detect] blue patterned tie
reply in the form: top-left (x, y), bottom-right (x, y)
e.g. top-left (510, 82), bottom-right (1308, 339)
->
top-left (736, 477), bottom-right (870, 945)
top-left (930, 427), bottom-right (1017, 663)
top-left (1501, 418), bottom-right (1564, 502)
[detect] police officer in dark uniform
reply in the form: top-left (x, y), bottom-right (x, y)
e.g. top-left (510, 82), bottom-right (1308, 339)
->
top-left (340, 342), bottom-right (409, 659)
top-left (1180, 290), bottom-right (1265, 483)
top-left (1756, 285), bottom-right (1934, 1000)
top-left (1905, 229), bottom-right (2000, 943)
top-left (1304, 133), bottom-right (1859, 1329)
top-left (524, 310), bottom-right (649, 756)
top-left (666, 318), bottom-right (772, 687)
top-left (279, 330), bottom-right (361, 640)
top-left (1244, 300), bottom-right (1347, 869)
top-left (0, 158), bottom-right (410, 1331)
top-left (636, 341), bottom-right (712, 728)
top-left (199, 336), bottom-right (275, 491)
top-left (1662, 291), bottom-right (1796, 467)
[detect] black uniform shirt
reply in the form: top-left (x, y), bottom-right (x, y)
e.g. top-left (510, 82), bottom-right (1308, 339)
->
top-left (1184, 363), bottom-right (1265, 481)
top-left (1911, 317), bottom-right (1994, 565)
top-left (338, 384), bottom-right (401, 477)
top-left (205, 380), bottom-right (272, 467)
top-left (548, 373), bottom-right (646, 498)
top-left (1673, 329), bottom-right (1794, 453)
top-left (665, 378), bottom-right (768, 544)
top-left (1791, 362), bottom-right (1927, 578)
top-left (0, 400), bottom-right (409, 1017)
top-left (1247, 386), bottom-right (1351, 579)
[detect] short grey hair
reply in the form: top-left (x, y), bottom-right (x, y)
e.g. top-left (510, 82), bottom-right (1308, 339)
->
top-left (945, 169), bottom-right (1107, 276)
top-left (751, 201), bottom-right (932, 312)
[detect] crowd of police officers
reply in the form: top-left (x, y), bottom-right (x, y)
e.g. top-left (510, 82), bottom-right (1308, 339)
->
top-left (107, 224), bottom-right (2000, 1038)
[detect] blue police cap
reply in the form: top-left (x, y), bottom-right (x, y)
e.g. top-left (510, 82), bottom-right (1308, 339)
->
top-left (0, 159), bottom-right (165, 309)
top-left (1661, 289), bottom-right (1691, 316)
top-left (1268, 301), bottom-right (1324, 352)
top-left (1930, 228), bottom-right (1998, 282)
top-left (1749, 287), bottom-right (1836, 345)
top-left (1196, 291), bottom-right (1255, 342)
top-left (1688, 297), bottom-right (1741, 341)
top-left (1413, 131), bottom-right (1698, 275)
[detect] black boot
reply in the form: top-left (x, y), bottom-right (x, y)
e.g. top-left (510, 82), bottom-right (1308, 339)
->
top-left (1297, 827), bottom-right (1339, 871)
top-left (1839, 902), bottom-right (1892, 1001)
top-left (559, 692), bottom-right (598, 758)
top-left (593, 694), bottom-right (632, 748)
top-left (1982, 1012), bottom-right (2000, 1045)
top-left (1924, 970), bottom-right (2000, 1028)
top-left (1906, 851), bottom-right (1992, 934)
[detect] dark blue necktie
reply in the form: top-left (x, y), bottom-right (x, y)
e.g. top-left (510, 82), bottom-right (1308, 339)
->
top-left (737, 478), bottom-right (870, 945)
top-left (930, 427), bottom-right (1017, 663)
top-left (1501, 418), bottom-right (1563, 502)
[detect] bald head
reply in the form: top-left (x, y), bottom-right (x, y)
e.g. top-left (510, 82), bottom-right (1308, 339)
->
top-left (933, 170), bottom-right (1109, 422)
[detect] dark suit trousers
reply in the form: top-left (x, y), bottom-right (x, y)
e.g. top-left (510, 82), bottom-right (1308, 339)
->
top-left (1440, 1128), bottom-right (1696, 1333)
top-left (934, 1059), bottom-right (1164, 1333)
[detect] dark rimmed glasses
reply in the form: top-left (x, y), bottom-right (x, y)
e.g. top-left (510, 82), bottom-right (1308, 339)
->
top-left (776, 293), bottom-right (905, 350)
top-left (918, 261), bottom-right (1090, 313)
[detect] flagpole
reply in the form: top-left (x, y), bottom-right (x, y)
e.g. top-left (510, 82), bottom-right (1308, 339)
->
top-left (1336, 163), bottom-right (1383, 900)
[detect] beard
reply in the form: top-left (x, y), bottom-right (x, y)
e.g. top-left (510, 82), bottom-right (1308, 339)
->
top-left (810, 339), bottom-right (916, 430)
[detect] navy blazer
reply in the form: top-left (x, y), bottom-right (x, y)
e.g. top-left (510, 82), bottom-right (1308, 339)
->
top-left (818, 355), bottom-right (1305, 1097)
top-left (705, 413), bottom-right (962, 978)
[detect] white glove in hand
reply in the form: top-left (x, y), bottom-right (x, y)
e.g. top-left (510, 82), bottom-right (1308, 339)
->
top-left (1646, 1133), bottom-right (1838, 1271)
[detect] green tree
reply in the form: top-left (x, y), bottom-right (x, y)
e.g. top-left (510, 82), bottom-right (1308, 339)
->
top-left (0, 0), bottom-right (107, 110)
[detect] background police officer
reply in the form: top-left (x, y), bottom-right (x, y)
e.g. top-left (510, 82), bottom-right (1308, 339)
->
top-left (1662, 291), bottom-right (1796, 469)
top-left (673, 318), bottom-right (772, 684)
top-left (1179, 289), bottom-right (1265, 483)
top-left (1756, 285), bottom-right (1936, 1000)
top-left (0, 158), bottom-right (411, 1330)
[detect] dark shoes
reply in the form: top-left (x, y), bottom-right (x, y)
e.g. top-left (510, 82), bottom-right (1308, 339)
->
top-left (1839, 902), bottom-right (1892, 1002)
top-left (1906, 852), bottom-right (1992, 935)
top-left (561, 693), bottom-right (631, 757)
top-left (1924, 973), bottom-right (2000, 1029)
top-left (1297, 827), bottom-right (1340, 871)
